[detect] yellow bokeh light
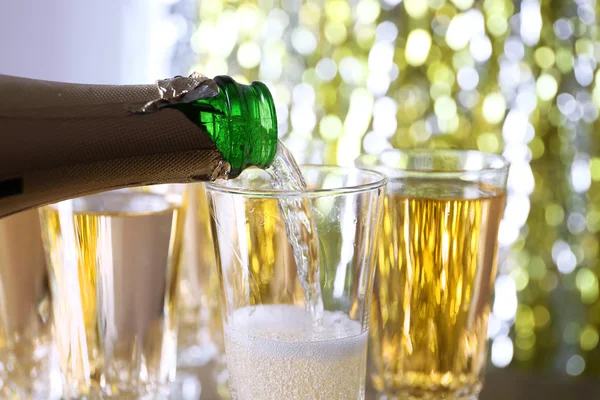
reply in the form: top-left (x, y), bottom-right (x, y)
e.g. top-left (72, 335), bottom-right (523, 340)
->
top-left (510, 267), bottom-right (530, 292)
top-left (452, 50), bottom-right (475, 70)
top-left (236, 4), bottom-right (260, 32)
top-left (355, 24), bottom-right (377, 50)
top-left (580, 326), bottom-right (599, 351)
top-left (237, 41), bottom-right (262, 69)
top-left (356, 0), bottom-right (381, 24)
top-left (433, 64), bottom-right (455, 85)
top-left (477, 132), bottom-right (500, 153)
top-left (428, 0), bottom-right (445, 9)
top-left (576, 269), bottom-right (597, 293)
top-left (582, 284), bottom-right (599, 304)
top-left (515, 333), bottom-right (536, 353)
top-left (451, 0), bottom-right (474, 11)
top-left (439, 115), bottom-right (459, 133)
top-left (516, 306), bottom-right (535, 334)
top-left (273, 84), bottom-right (291, 105)
top-left (587, 210), bottom-right (600, 233)
top-left (299, 2), bottom-right (321, 26)
top-left (482, 93), bottom-right (506, 124)
top-left (536, 74), bottom-right (558, 101)
top-left (594, 85), bottom-right (600, 109)
top-left (534, 47), bottom-right (556, 69)
top-left (319, 115), bottom-right (344, 141)
top-left (324, 21), bottom-right (348, 45)
top-left (404, 0), bottom-right (429, 19)
top-left (533, 305), bottom-right (551, 329)
top-left (487, 15), bottom-right (508, 37)
top-left (409, 120), bottom-right (430, 142)
top-left (430, 82), bottom-right (452, 99)
top-left (590, 157), bottom-right (600, 181)
top-left (556, 48), bottom-right (574, 73)
top-left (576, 268), bottom-right (599, 304)
top-left (575, 38), bottom-right (594, 57)
top-left (405, 29), bottom-right (432, 67)
top-left (446, 14), bottom-right (470, 50)
top-left (326, 0), bottom-right (351, 23)
top-left (529, 137), bottom-right (545, 159)
top-left (434, 96), bottom-right (457, 120)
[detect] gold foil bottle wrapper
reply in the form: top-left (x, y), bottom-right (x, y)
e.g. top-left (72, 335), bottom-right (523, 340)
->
top-left (136, 72), bottom-right (220, 114)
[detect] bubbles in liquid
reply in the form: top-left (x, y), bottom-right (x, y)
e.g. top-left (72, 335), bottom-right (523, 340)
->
top-left (224, 305), bottom-right (367, 400)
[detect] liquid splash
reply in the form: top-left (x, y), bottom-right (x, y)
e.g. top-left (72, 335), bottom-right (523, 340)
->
top-left (266, 142), bottom-right (324, 326)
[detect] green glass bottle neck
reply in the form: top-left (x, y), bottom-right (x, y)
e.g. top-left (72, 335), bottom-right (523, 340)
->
top-left (171, 75), bottom-right (278, 177)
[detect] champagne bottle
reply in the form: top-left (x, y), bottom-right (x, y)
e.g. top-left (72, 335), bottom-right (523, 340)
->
top-left (0, 73), bottom-right (278, 218)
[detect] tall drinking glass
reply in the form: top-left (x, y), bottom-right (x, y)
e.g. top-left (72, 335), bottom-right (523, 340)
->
top-left (357, 150), bottom-right (509, 400)
top-left (176, 182), bottom-right (227, 399)
top-left (39, 187), bottom-right (185, 398)
top-left (205, 165), bottom-right (386, 400)
top-left (0, 210), bottom-right (57, 398)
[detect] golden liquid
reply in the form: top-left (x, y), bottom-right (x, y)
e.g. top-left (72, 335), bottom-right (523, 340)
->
top-left (176, 183), bottom-right (229, 399)
top-left (39, 191), bottom-right (183, 398)
top-left (370, 180), bottom-right (505, 399)
top-left (0, 210), bottom-right (53, 398)
top-left (211, 197), bottom-right (300, 309)
top-left (178, 184), bottom-right (222, 344)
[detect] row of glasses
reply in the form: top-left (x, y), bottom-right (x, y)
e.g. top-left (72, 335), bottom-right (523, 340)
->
top-left (0, 150), bottom-right (508, 399)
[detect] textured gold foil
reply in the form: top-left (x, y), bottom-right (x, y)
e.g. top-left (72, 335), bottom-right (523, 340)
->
top-left (137, 72), bottom-right (219, 113)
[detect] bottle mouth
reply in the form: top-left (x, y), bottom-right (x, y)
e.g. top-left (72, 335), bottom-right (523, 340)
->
top-left (246, 81), bottom-right (278, 168)
top-left (213, 76), bottom-right (279, 176)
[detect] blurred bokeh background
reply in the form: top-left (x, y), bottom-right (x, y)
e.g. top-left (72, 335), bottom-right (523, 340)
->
top-left (1, 0), bottom-right (600, 380)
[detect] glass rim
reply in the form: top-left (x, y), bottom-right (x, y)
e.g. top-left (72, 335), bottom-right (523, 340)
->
top-left (355, 149), bottom-right (509, 179)
top-left (42, 185), bottom-right (184, 211)
top-left (204, 164), bottom-right (387, 199)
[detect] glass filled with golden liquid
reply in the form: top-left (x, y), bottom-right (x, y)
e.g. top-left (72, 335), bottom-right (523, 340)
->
top-left (205, 165), bottom-right (386, 400)
top-left (39, 187), bottom-right (185, 399)
top-left (175, 183), bottom-right (228, 400)
top-left (0, 210), bottom-right (58, 398)
top-left (357, 150), bottom-right (509, 400)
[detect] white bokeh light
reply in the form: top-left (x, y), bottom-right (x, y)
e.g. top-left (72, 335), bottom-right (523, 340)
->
top-left (574, 56), bottom-right (595, 87)
top-left (290, 105), bottom-right (316, 135)
top-left (292, 83), bottom-right (316, 106)
top-left (470, 35), bottom-right (492, 62)
top-left (457, 67), bottom-right (479, 91)
top-left (571, 158), bottom-right (591, 193)
top-left (554, 18), bottom-right (573, 40)
top-left (503, 110), bottom-right (530, 144)
top-left (504, 194), bottom-right (531, 229)
top-left (363, 131), bottom-right (392, 154)
top-left (493, 275), bottom-right (518, 321)
top-left (315, 58), bottom-right (337, 81)
top-left (369, 42), bottom-right (395, 73)
top-left (568, 212), bottom-right (587, 235)
top-left (520, 0), bottom-right (542, 46)
top-left (491, 336), bottom-right (514, 368)
top-left (291, 27), bottom-right (317, 55)
top-left (376, 20), bottom-right (398, 42)
top-left (504, 37), bottom-right (525, 61)
top-left (339, 57), bottom-right (364, 85)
